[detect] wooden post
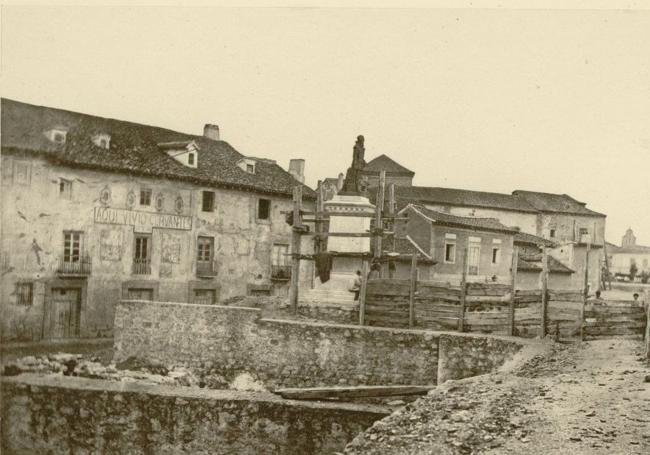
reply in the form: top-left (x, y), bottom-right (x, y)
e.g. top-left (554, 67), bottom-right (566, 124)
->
top-left (509, 246), bottom-right (519, 336)
top-left (540, 247), bottom-right (549, 338)
top-left (358, 259), bottom-right (369, 326)
top-left (644, 302), bottom-right (650, 360)
top-left (387, 183), bottom-right (397, 278)
top-left (458, 247), bottom-right (468, 332)
top-left (289, 186), bottom-right (303, 315)
top-left (580, 244), bottom-right (591, 341)
top-left (374, 171), bottom-right (386, 276)
top-left (408, 254), bottom-right (418, 328)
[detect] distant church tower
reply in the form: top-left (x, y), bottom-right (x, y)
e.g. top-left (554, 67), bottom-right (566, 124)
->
top-left (622, 228), bottom-right (636, 247)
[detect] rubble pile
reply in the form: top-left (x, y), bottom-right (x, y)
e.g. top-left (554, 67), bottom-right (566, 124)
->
top-left (345, 373), bottom-right (539, 454)
top-left (2, 353), bottom-right (201, 387)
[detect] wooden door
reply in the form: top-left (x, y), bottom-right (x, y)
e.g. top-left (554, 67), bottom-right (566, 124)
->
top-left (49, 288), bottom-right (80, 339)
top-left (194, 289), bottom-right (216, 305)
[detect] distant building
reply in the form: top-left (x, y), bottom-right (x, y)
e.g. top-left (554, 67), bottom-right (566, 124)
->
top-left (324, 151), bottom-right (605, 290)
top-left (394, 204), bottom-right (574, 289)
top-left (606, 229), bottom-right (650, 279)
top-left (1, 98), bottom-right (315, 341)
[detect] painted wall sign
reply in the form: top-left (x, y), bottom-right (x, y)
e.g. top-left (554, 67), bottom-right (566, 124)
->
top-left (94, 207), bottom-right (192, 231)
top-left (100, 229), bottom-right (123, 261)
top-left (161, 232), bottom-right (182, 263)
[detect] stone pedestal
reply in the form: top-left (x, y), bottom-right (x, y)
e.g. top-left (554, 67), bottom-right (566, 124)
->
top-left (309, 194), bottom-right (375, 295)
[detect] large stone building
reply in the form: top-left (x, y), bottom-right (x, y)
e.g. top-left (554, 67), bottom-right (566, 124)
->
top-left (322, 151), bottom-right (606, 291)
top-left (1, 98), bottom-right (315, 341)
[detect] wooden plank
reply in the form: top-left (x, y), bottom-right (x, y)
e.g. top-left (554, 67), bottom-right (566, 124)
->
top-left (274, 385), bottom-right (436, 400)
top-left (358, 260), bottom-right (369, 326)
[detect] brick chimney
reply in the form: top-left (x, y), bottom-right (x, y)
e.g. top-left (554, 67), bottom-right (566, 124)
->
top-left (203, 124), bottom-right (220, 141)
top-left (288, 159), bottom-right (305, 183)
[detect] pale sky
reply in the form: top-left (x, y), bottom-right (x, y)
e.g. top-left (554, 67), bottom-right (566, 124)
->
top-left (2, 3), bottom-right (649, 245)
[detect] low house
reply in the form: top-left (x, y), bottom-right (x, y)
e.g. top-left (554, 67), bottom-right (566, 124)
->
top-left (398, 204), bottom-right (518, 284)
top-left (514, 232), bottom-right (575, 290)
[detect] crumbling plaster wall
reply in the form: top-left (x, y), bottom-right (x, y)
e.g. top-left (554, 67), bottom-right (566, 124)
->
top-left (1, 154), bottom-right (313, 341)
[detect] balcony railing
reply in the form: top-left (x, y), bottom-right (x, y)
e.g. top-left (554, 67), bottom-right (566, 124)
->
top-left (196, 261), bottom-right (218, 277)
top-left (132, 258), bottom-right (151, 275)
top-left (271, 265), bottom-right (291, 281)
top-left (57, 255), bottom-right (92, 276)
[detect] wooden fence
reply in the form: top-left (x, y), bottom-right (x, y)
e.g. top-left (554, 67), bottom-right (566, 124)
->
top-left (583, 301), bottom-right (647, 340)
top-left (364, 279), bottom-right (648, 340)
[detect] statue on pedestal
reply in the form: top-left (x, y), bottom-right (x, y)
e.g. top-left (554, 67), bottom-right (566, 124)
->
top-left (338, 135), bottom-right (367, 196)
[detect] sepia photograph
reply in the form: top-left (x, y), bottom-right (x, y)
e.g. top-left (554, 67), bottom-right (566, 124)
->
top-left (1, 1), bottom-right (649, 453)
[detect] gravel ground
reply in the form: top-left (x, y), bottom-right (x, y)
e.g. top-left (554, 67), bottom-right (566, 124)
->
top-left (345, 338), bottom-right (650, 454)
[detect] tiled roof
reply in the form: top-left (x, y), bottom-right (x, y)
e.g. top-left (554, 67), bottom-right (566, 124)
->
top-left (362, 154), bottom-right (415, 176)
top-left (404, 204), bottom-right (519, 234)
top-left (394, 186), bottom-right (539, 213)
top-left (1, 98), bottom-right (315, 199)
top-left (606, 242), bottom-right (650, 254)
top-left (388, 236), bottom-right (436, 263)
top-left (514, 232), bottom-right (557, 248)
top-left (518, 253), bottom-right (574, 274)
top-left (512, 190), bottom-right (604, 217)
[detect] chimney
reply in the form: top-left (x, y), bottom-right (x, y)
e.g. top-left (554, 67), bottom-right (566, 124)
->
top-left (337, 172), bottom-right (345, 190)
top-left (203, 124), bottom-right (220, 141)
top-left (288, 159), bottom-right (305, 183)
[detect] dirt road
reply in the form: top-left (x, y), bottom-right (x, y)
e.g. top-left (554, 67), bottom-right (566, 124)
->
top-left (345, 338), bottom-right (650, 454)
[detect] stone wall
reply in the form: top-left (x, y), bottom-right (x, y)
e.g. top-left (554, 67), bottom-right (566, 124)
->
top-left (437, 334), bottom-right (526, 384)
top-left (1, 374), bottom-right (388, 455)
top-left (114, 301), bottom-right (440, 388)
top-left (114, 301), bottom-right (528, 388)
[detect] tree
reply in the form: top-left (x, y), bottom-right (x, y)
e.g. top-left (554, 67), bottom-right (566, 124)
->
top-left (629, 262), bottom-right (638, 281)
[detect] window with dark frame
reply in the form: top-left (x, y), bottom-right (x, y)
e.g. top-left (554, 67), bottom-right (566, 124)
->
top-left (59, 178), bottom-right (72, 199)
top-left (202, 191), bottom-right (215, 212)
top-left (492, 247), bottom-right (500, 264)
top-left (197, 236), bottom-right (214, 263)
top-left (550, 229), bottom-right (556, 238)
top-left (246, 163), bottom-right (255, 173)
top-left (63, 232), bottom-right (82, 263)
top-left (140, 188), bottom-right (152, 206)
top-left (16, 282), bottom-right (33, 306)
top-left (258, 198), bottom-right (271, 220)
top-left (444, 242), bottom-right (456, 263)
top-left (188, 153), bottom-right (195, 165)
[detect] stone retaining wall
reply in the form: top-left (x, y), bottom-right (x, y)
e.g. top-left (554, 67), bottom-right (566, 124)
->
top-left (2, 374), bottom-right (388, 455)
top-left (114, 300), bottom-right (529, 388)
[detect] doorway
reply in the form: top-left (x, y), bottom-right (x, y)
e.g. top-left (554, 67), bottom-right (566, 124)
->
top-left (47, 287), bottom-right (81, 339)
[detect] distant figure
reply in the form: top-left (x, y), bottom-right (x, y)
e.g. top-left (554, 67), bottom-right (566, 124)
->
top-left (633, 292), bottom-right (640, 302)
top-left (368, 262), bottom-right (381, 280)
top-left (595, 290), bottom-right (601, 299)
top-left (350, 270), bottom-right (362, 301)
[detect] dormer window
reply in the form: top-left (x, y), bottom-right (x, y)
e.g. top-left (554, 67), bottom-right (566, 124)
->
top-left (46, 128), bottom-right (68, 144)
top-left (157, 140), bottom-right (199, 168)
top-left (237, 158), bottom-right (257, 174)
top-left (92, 133), bottom-right (111, 149)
